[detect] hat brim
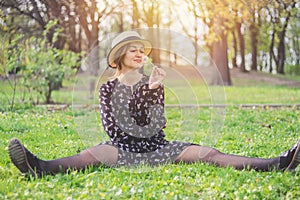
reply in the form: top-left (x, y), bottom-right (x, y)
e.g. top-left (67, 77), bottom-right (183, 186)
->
top-left (107, 39), bottom-right (152, 68)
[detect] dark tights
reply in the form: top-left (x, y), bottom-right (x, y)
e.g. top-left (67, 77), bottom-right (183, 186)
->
top-left (38, 144), bottom-right (283, 174)
top-left (175, 145), bottom-right (281, 171)
top-left (39, 144), bottom-right (118, 174)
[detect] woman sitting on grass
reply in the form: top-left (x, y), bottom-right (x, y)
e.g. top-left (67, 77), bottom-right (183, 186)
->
top-left (8, 31), bottom-right (300, 178)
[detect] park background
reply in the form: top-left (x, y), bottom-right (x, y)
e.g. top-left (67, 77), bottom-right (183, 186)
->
top-left (1, 0), bottom-right (300, 199)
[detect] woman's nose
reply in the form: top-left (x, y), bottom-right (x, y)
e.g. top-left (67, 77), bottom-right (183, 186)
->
top-left (136, 51), bottom-right (143, 57)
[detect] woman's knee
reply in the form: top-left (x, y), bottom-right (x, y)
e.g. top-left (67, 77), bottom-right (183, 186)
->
top-left (175, 145), bottom-right (220, 163)
top-left (175, 145), bottom-right (200, 163)
top-left (84, 144), bottom-right (118, 166)
top-left (198, 146), bottom-right (220, 159)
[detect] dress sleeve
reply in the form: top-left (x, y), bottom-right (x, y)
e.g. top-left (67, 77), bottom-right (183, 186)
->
top-left (139, 84), bottom-right (165, 106)
top-left (99, 82), bottom-right (122, 140)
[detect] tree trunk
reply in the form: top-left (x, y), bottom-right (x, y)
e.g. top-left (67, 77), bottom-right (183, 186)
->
top-left (272, 1), bottom-right (295, 74)
top-left (212, 32), bottom-right (231, 86)
top-left (86, 28), bottom-right (99, 97)
top-left (143, 1), bottom-right (160, 65)
top-left (250, 23), bottom-right (258, 71)
top-left (231, 30), bottom-right (238, 68)
top-left (294, 35), bottom-right (300, 65)
top-left (276, 8), bottom-right (293, 74)
top-left (236, 22), bottom-right (246, 72)
top-left (131, 0), bottom-right (140, 29)
top-left (149, 29), bottom-right (160, 65)
top-left (68, 14), bottom-right (78, 52)
top-left (193, 16), bottom-right (199, 65)
top-left (46, 83), bottom-right (52, 104)
top-left (277, 29), bottom-right (286, 74)
top-left (269, 30), bottom-right (276, 73)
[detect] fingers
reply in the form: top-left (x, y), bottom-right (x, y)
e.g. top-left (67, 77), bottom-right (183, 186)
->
top-left (158, 68), bottom-right (166, 77)
top-left (152, 66), bottom-right (166, 77)
top-left (149, 66), bottom-right (166, 89)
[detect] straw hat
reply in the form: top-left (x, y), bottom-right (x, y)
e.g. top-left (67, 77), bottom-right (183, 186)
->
top-left (107, 31), bottom-right (152, 68)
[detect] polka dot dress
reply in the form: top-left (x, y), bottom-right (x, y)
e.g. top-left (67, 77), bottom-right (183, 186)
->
top-left (99, 75), bottom-right (190, 167)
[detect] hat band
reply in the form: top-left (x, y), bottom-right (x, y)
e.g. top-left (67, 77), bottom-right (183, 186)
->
top-left (119, 36), bottom-right (142, 43)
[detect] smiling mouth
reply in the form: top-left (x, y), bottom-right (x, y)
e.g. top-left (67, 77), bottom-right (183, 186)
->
top-left (134, 59), bottom-right (142, 63)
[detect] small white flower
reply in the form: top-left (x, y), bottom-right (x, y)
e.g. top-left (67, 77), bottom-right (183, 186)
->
top-left (142, 56), bottom-right (149, 62)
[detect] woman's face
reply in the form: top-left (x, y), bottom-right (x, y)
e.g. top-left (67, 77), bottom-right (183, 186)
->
top-left (122, 42), bottom-right (145, 70)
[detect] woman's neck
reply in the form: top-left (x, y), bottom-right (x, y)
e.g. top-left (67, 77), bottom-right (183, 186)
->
top-left (118, 69), bottom-right (143, 86)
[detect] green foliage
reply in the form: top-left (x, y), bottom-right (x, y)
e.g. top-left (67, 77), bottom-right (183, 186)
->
top-left (1, 34), bottom-right (24, 76)
top-left (285, 64), bottom-right (300, 76)
top-left (4, 20), bottom-right (81, 104)
top-left (0, 35), bottom-right (8, 76)
top-left (21, 38), bottom-right (79, 103)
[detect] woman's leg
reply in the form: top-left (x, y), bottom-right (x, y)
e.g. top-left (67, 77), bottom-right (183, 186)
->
top-left (175, 139), bottom-right (300, 171)
top-left (8, 138), bottom-right (118, 177)
top-left (42, 144), bottom-right (118, 174)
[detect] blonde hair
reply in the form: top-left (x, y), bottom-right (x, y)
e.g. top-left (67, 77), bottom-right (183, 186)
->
top-left (109, 44), bottom-right (129, 80)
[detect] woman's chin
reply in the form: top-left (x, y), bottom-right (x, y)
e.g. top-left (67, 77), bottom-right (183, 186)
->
top-left (133, 65), bottom-right (143, 69)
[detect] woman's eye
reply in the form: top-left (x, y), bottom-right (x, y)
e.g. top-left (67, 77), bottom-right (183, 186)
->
top-left (129, 49), bottom-right (145, 54)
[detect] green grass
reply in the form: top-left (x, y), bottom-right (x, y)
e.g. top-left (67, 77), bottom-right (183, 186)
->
top-left (49, 76), bottom-right (300, 105)
top-left (1, 75), bottom-right (300, 199)
top-left (1, 106), bottom-right (300, 199)
top-left (2, 72), bottom-right (299, 107)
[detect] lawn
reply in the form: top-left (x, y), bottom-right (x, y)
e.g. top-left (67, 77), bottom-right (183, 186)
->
top-left (0, 75), bottom-right (300, 199)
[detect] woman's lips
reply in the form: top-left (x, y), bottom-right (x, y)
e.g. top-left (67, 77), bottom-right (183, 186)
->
top-left (134, 59), bottom-right (142, 63)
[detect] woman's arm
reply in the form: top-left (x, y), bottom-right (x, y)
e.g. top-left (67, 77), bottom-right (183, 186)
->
top-left (99, 82), bottom-right (120, 138)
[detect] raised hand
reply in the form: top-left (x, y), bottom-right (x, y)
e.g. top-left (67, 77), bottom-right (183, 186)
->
top-left (149, 66), bottom-right (166, 89)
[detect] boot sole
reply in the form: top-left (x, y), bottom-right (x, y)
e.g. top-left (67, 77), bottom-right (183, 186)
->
top-left (286, 139), bottom-right (300, 171)
top-left (8, 138), bottom-right (37, 177)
